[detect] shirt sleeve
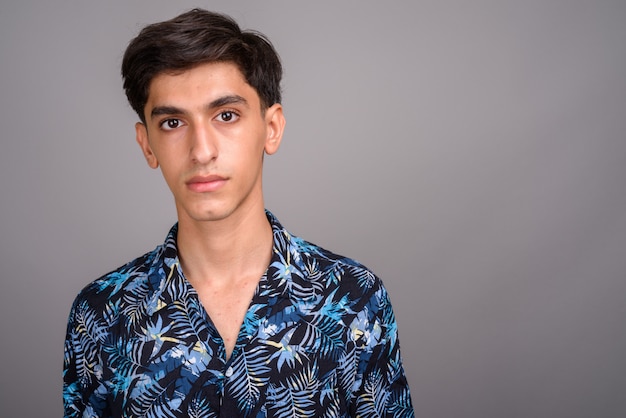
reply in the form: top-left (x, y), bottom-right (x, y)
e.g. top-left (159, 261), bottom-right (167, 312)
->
top-left (350, 284), bottom-right (415, 417)
top-left (63, 297), bottom-right (108, 417)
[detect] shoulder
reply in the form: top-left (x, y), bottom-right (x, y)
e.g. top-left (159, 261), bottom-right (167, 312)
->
top-left (290, 233), bottom-right (386, 300)
top-left (281, 234), bottom-right (401, 354)
top-left (267, 212), bottom-right (381, 292)
top-left (69, 245), bottom-right (163, 316)
top-left (293, 234), bottom-right (373, 273)
top-left (270, 211), bottom-right (395, 312)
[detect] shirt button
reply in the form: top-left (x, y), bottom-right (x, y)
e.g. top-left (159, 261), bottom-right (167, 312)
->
top-left (225, 367), bottom-right (234, 378)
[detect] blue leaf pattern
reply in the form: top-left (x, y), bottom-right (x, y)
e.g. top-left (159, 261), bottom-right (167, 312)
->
top-left (63, 211), bottom-right (414, 417)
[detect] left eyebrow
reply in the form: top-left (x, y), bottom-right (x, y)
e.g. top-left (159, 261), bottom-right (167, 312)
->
top-left (206, 94), bottom-right (248, 110)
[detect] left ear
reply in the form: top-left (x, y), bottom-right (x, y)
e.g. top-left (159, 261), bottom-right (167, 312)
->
top-left (263, 103), bottom-right (285, 155)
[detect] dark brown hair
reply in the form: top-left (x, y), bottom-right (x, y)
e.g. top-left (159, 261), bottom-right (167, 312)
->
top-left (121, 9), bottom-right (282, 122)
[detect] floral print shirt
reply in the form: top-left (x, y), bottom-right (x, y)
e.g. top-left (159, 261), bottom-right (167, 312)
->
top-left (63, 211), bottom-right (414, 417)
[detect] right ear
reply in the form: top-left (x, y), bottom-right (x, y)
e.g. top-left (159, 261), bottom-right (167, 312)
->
top-left (135, 122), bottom-right (159, 169)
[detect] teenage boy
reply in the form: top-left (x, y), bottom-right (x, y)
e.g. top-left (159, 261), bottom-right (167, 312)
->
top-left (63, 9), bottom-right (414, 417)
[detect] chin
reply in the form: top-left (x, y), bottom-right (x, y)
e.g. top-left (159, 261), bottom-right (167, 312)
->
top-left (190, 210), bottom-right (233, 223)
top-left (176, 202), bottom-right (231, 223)
top-left (177, 194), bottom-right (258, 224)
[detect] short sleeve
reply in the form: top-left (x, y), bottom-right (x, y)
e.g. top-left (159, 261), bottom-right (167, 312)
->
top-left (350, 285), bottom-right (414, 417)
top-left (63, 297), bottom-right (108, 417)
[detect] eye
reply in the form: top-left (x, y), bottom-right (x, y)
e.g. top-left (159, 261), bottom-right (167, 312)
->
top-left (216, 111), bottom-right (239, 123)
top-left (160, 118), bottom-right (184, 131)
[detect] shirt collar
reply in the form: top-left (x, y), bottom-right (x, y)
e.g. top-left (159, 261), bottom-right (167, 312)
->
top-left (147, 210), bottom-right (301, 292)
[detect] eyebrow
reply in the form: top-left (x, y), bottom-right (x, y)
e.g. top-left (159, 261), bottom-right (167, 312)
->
top-left (150, 94), bottom-right (249, 120)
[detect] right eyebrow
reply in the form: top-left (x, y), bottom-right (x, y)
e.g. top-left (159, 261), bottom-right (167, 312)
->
top-left (150, 106), bottom-right (185, 120)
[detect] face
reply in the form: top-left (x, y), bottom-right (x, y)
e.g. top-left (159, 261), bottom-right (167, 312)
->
top-left (135, 61), bottom-right (285, 226)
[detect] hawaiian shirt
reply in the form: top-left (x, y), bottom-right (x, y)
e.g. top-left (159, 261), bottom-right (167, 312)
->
top-left (63, 211), bottom-right (414, 417)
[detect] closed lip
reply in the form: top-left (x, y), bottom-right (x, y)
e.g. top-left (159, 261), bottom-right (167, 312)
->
top-left (185, 174), bottom-right (228, 192)
top-left (186, 174), bottom-right (227, 184)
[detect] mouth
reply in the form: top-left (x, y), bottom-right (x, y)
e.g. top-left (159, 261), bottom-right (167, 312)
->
top-left (186, 174), bottom-right (228, 193)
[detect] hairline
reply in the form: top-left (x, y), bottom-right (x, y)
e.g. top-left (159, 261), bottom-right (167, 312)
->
top-left (139, 59), bottom-right (269, 123)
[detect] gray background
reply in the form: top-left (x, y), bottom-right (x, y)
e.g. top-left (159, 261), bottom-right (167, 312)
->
top-left (1, 1), bottom-right (625, 416)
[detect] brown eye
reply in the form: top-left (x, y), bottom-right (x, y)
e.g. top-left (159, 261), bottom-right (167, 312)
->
top-left (217, 111), bottom-right (239, 123)
top-left (160, 118), bottom-right (183, 131)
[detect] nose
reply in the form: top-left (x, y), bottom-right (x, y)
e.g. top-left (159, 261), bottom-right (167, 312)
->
top-left (189, 123), bottom-right (218, 164)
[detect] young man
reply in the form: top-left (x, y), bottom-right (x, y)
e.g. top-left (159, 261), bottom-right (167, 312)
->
top-left (63, 9), bottom-right (414, 417)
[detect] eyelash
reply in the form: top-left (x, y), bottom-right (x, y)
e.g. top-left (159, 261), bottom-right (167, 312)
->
top-left (159, 118), bottom-right (183, 131)
top-left (158, 110), bottom-right (240, 131)
top-left (216, 110), bottom-right (240, 123)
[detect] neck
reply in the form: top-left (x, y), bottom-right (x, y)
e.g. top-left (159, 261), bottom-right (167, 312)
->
top-left (176, 207), bottom-right (273, 288)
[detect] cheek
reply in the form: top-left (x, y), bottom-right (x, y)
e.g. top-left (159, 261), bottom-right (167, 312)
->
top-left (227, 136), bottom-right (266, 163)
top-left (157, 160), bottom-right (184, 188)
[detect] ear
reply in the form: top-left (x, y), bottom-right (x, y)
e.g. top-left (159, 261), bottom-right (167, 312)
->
top-left (263, 103), bottom-right (285, 155)
top-left (135, 122), bottom-right (159, 169)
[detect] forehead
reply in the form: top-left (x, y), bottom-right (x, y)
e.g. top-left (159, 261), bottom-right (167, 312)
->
top-left (145, 61), bottom-right (260, 110)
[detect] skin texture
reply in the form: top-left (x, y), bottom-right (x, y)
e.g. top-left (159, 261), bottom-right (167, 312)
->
top-left (135, 62), bottom-right (286, 358)
top-left (135, 61), bottom-right (284, 226)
